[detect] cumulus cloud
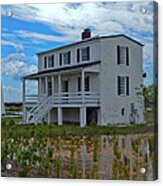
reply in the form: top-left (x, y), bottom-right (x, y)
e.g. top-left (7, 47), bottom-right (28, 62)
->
top-left (1, 1), bottom-right (155, 86)
top-left (2, 53), bottom-right (38, 80)
top-left (2, 1), bottom-right (153, 41)
top-left (2, 53), bottom-right (26, 62)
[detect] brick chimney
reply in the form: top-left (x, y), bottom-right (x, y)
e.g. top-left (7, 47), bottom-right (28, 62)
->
top-left (81, 28), bottom-right (91, 40)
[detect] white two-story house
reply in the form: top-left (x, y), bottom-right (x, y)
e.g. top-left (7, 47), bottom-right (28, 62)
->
top-left (22, 29), bottom-right (145, 126)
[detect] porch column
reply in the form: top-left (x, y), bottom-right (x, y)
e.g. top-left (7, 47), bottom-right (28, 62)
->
top-left (52, 75), bottom-right (54, 95)
top-left (22, 78), bottom-right (26, 122)
top-left (58, 74), bottom-right (61, 103)
top-left (80, 106), bottom-right (86, 127)
top-left (58, 107), bottom-right (63, 126)
top-left (47, 112), bottom-right (51, 124)
top-left (45, 76), bottom-right (48, 96)
top-left (39, 77), bottom-right (42, 97)
top-left (58, 74), bottom-right (62, 125)
top-left (81, 70), bottom-right (85, 103)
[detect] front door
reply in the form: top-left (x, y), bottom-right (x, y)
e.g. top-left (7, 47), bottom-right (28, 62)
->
top-left (86, 108), bottom-right (98, 125)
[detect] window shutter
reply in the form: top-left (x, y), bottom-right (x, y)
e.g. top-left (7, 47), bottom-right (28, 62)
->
top-left (117, 46), bottom-right (120, 64)
top-left (77, 49), bottom-right (80, 62)
top-left (117, 76), bottom-right (120, 95)
top-left (59, 53), bottom-right (62, 66)
top-left (126, 76), bottom-right (129, 95)
top-left (44, 56), bottom-right (47, 68)
top-left (87, 47), bottom-right (90, 60)
top-left (68, 51), bottom-right (71, 64)
top-left (51, 55), bottom-right (54, 67)
top-left (126, 47), bottom-right (129, 66)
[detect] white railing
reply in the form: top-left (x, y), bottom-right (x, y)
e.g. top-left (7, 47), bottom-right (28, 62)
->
top-left (25, 92), bottom-right (100, 105)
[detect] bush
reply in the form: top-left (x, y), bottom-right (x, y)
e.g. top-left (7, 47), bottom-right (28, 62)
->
top-left (8, 120), bottom-right (15, 126)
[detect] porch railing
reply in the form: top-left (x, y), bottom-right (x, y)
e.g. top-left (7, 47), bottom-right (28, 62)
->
top-left (25, 91), bottom-right (100, 105)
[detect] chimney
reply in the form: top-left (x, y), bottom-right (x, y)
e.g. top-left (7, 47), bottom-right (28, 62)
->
top-left (81, 28), bottom-right (91, 40)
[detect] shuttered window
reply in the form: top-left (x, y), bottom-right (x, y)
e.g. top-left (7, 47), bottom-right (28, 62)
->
top-left (81, 46), bottom-right (90, 61)
top-left (117, 76), bottom-right (129, 96)
top-left (63, 51), bottom-right (71, 65)
top-left (117, 46), bottom-right (129, 66)
top-left (77, 48), bottom-right (80, 63)
top-left (44, 56), bottom-right (47, 68)
top-left (59, 53), bottom-right (62, 66)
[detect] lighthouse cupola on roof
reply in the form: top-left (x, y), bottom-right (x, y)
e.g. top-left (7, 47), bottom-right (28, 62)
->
top-left (81, 28), bottom-right (91, 40)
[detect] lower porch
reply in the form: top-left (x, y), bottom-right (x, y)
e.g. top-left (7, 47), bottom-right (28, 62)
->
top-left (42, 106), bottom-right (100, 127)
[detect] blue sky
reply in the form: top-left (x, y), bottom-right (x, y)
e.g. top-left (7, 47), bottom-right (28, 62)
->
top-left (1, 1), bottom-right (155, 102)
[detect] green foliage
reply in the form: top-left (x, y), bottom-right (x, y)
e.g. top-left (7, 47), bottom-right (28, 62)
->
top-left (143, 85), bottom-right (155, 108)
top-left (8, 120), bottom-right (15, 126)
top-left (89, 119), bottom-right (97, 127)
top-left (93, 138), bottom-right (98, 162)
top-left (113, 145), bottom-right (121, 160)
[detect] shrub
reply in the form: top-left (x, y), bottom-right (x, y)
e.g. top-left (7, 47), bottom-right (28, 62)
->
top-left (8, 120), bottom-right (15, 126)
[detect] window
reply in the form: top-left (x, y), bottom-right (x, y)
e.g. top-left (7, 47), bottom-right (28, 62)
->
top-left (59, 53), bottom-right (62, 66)
top-left (63, 51), bottom-right (71, 65)
top-left (77, 48), bottom-right (80, 63)
top-left (85, 76), bottom-right (90, 92)
top-left (44, 55), bottom-right (55, 68)
top-left (81, 47), bottom-right (90, 61)
top-left (48, 56), bottom-right (51, 67)
top-left (44, 56), bottom-right (47, 68)
top-left (117, 76), bottom-right (129, 96)
top-left (77, 76), bottom-right (90, 92)
top-left (121, 108), bottom-right (125, 115)
top-left (117, 46), bottom-right (129, 65)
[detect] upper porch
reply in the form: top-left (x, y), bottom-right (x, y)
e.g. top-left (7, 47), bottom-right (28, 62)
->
top-left (23, 61), bottom-right (101, 107)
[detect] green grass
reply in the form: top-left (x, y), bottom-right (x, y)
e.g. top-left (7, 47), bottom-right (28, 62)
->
top-left (1, 117), bottom-right (154, 139)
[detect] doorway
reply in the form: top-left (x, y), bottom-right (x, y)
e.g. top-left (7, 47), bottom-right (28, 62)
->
top-left (86, 108), bottom-right (98, 125)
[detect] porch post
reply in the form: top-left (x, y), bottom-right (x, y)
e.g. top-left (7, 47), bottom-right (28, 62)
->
top-left (52, 75), bottom-right (54, 95)
top-left (81, 70), bottom-right (85, 103)
top-left (45, 76), bottom-right (48, 96)
top-left (80, 106), bottom-right (86, 127)
top-left (47, 112), bottom-right (50, 124)
top-left (39, 77), bottom-right (42, 97)
top-left (58, 74), bottom-right (61, 97)
top-left (22, 78), bottom-right (26, 122)
top-left (58, 107), bottom-right (63, 126)
top-left (58, 74), bottom-right (62, 125)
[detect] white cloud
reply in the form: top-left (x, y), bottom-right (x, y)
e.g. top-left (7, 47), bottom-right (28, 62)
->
top-left (1, 39), bottom-right (24, 51)
top-left (2, 59), bottom-right (37, 80)
top-left (15, 30), bottom-right (75, 42)
top-left (2, 1), bottom-right (153, 41)
top-left (2, 53), bottom-right (26, 62)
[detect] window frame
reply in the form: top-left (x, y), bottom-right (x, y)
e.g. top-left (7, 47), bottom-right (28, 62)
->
top-left (81, 46), bottom-right (90, 61)
top-left (117, 76), bottom-right (129, 96)
top-left (117, 45), bottom-right (129, 66)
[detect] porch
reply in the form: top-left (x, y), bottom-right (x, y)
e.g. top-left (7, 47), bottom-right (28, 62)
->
top-left (22, 65), bottom-right (101, 126)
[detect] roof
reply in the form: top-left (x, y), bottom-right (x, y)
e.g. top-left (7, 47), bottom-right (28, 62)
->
top-left (23, 60), bottom-right (101, 80)
top-left (37, 34), bottom-right (144, 55)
